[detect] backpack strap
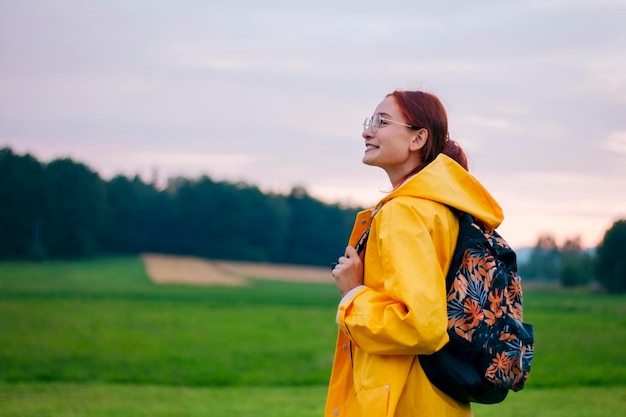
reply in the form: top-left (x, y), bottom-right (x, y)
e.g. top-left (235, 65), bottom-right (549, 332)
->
top-left (445, 211), bottom-right (491, 291)
top-left (330, 206), bottom-right (381, 270)
top-left (446, 212), bottom-right (471, 290)
top-left (353, 227), bottom-right (370, 254)
top-left (353, 205), bottom-right (382, 255)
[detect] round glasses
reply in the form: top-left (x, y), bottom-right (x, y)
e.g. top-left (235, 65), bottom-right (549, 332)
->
top-left (363, 113), bottom-right (422, 134)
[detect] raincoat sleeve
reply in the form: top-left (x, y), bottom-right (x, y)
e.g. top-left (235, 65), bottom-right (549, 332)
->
top-left (337, 197), bottom-right (456, 356)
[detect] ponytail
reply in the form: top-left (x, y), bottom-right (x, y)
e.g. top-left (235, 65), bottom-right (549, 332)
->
top-left (442, 139), bottom-right (468, 171)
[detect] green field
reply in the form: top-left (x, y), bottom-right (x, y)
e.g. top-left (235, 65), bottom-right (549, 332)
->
top-left (1, 258), bottom-right (625, 416)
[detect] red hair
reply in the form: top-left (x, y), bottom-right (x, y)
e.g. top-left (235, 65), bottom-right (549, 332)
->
top-left (388, 90), bottom-right (468, 176)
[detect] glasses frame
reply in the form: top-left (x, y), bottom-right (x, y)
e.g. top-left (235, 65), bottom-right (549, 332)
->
top-left (363, 113), bottom-right (422, 134)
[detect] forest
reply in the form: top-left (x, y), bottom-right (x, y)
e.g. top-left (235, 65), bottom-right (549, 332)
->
top-left (0, 147), bottom-right (356, 267)
top-left (2, 147), bottom-right (624, 292)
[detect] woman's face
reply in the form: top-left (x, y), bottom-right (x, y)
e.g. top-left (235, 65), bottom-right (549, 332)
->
top-left (362, 96), bottom-right (424, 184)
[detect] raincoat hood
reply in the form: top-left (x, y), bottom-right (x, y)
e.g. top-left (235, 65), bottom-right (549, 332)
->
top-left (377, 153), bottom-right (504, 229)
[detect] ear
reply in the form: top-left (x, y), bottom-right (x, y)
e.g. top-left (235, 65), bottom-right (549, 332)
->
top-left (409, 128), bottom-right (428, 151)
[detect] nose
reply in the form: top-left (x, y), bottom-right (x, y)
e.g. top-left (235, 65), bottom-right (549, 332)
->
top-left (362, 127), bottom-right (374, 139)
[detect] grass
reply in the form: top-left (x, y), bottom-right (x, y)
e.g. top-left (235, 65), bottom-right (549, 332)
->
top-left (0, 299), bottom-right (335, 386)
top-left (0, 383), bottom-right (624, 417)
top-left (0, 257), bottom-right (625, 416)
top-left (0, 258), bottom-right (339, 387)
top-left (521, 290), bottom-right (626, 388)
top-left (473, 385), bottom-right (626, 416)
top-left (0, 383), bottom-right (328, 417)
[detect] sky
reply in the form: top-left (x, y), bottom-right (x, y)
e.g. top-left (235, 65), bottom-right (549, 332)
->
top-left (1, 0), bottom-right (625, 249)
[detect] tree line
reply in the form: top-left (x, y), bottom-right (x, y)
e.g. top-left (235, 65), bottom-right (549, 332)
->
top-left (518, 224), bottom-right (626, 293)
top-left (0, 147), bottom-right (357, 267)
top-left (2, 147), bottom-right (624, 292)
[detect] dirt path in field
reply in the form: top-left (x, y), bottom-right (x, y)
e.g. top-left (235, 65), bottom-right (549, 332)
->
top-left (141, 253), bottom-right (332, 286)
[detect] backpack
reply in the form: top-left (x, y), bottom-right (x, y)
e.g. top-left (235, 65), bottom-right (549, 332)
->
top-left (418, 212), bottom-right (535, 404)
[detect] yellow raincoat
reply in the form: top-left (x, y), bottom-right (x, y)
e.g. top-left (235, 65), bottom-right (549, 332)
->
top-left (324, 154), bottom-right (504, 417)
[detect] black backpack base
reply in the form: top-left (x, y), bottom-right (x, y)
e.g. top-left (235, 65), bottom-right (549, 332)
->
top-left (419, 339), bottom-right (508, 404)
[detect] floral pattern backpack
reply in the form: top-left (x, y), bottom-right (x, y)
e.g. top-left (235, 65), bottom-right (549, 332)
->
top-left (418, 212), bottom-right (535, 404)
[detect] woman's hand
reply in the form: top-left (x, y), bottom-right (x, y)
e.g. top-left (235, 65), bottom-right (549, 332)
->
top-left (332, 246), bottom-right (364, 297)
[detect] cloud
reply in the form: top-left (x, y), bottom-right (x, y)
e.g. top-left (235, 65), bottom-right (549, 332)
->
top-left (464, 116), bottom-right (512, 129)
top-left (604, 132), bottom-right (626, 155)
top-left (185, 58), bottom-right (249, 72)
top-left (89, 150), bottom-right (264, 183)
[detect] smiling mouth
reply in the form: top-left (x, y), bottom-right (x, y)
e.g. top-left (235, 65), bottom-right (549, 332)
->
top-left (365, 144), bottom-right (379, 151)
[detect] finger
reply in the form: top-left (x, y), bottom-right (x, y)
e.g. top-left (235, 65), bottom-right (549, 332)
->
top-left (345, 246), bottom-right (359, 258)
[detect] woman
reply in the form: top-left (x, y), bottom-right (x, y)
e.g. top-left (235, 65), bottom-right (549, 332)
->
top-left (325, 90), bottom-right (504, 417)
